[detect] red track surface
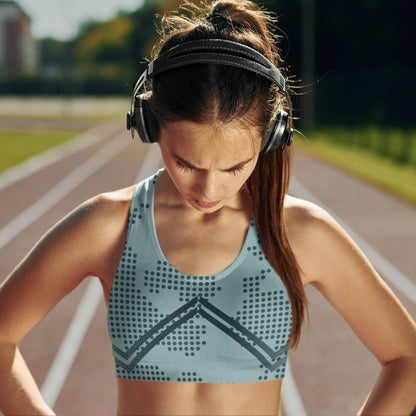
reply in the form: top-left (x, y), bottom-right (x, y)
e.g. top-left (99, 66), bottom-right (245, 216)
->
top-left (0, 124), bottom-right (415, 415)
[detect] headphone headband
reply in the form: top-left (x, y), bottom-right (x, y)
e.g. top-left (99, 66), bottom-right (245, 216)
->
top-left (151, 39), bottom-right (285, 92)
top-left (132, 39), bottom-right (285, 99)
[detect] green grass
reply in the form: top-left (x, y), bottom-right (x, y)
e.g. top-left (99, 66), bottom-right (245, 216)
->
top-left (313, 126), bottom-right (416, 165)
top-left (0, 128), bottom-right (81, 173)
top-left (296, 132), bottom-right (416, 206)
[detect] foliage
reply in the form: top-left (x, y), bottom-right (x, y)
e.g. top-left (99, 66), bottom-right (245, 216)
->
top-left (39, 37), bottom-right (73, 70)
top-left (74, 16), bottom-right (133, 68)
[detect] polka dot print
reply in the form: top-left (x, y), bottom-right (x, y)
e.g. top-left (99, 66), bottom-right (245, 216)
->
top-left (144, 261), bottom-right (221, 302)
top-left (108, 246), bottom-right (166, 349)
top-left (108, 171), bottom-right (292, 383)
top-left (160, 319), bottom-right (207, 357)
top-left (237, 269), bottom-right (291, 343)
top-left (177, 371), bottom-right (203, 382)
top-left (118, 363), bottom-right (171, 381)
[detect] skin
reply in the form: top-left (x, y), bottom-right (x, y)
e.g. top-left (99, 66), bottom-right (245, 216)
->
top-left (0, 119), bottom-right (415, 415)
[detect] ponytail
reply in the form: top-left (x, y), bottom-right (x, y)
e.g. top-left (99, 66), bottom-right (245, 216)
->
top-left (247, 147), bottom-right (307, 347)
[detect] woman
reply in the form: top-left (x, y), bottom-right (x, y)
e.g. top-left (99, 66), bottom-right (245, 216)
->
top-left (1, 1), bottom-right (415, 415)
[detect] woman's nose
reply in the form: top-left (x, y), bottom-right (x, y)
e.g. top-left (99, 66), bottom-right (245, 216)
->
top-left (197, 171), bottom-right (219, 200)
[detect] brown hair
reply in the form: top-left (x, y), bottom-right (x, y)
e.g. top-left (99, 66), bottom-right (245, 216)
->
top-left (147, 0), bottom-right (307, 347)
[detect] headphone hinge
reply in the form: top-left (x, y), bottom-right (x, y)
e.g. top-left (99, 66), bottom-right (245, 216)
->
top-left (147, 61), bottom-right (154, 78)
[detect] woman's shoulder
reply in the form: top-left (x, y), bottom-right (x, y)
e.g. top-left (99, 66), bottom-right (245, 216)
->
top-left (89, 184), bottom-right (137, 216)
top-left (283, 194), bottom-right (354, 245)
top-left (73, 184), bottom-right (138, 244)
top-left (33, 184), bottom-right (138, 281)
top-left (283, 194), bottom-right (352, 285)
top-left (67, 184), bottom-right (137, 230)
top-left (283, 194), bottom-right (332, 229)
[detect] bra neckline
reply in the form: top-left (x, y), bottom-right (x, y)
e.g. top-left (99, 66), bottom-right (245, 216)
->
top-left (148, 170), bottom-right (252, 280)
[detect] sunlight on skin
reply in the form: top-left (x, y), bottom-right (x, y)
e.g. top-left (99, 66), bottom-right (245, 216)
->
top-left (157, 119), bottom-right (262, 213)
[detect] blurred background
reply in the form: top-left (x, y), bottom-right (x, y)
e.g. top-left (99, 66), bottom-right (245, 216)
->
top-left (0, 2), bottom-right (415, 415)
top-left (0, 0), bottom-right (415, 204)
top-left (1, 0), bottom-right (414, 123)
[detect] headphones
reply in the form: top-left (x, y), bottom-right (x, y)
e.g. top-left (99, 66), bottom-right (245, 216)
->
top-left (126, 39), bottom-right (293, 152)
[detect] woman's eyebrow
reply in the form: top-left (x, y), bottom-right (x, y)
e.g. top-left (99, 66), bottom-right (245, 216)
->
top-left (171, 153), bottom-right (254, 171)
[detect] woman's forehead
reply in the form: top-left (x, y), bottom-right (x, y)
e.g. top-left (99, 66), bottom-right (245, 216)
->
top-left (160, 119), bottom-right (261, 159)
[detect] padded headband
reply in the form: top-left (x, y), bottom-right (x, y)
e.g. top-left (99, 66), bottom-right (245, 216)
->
top-left (131, 39), bottom-right (286, 99)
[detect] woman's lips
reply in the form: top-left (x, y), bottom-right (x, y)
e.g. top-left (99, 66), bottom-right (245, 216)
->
top-left (195, 199), bottom-right (220, 208)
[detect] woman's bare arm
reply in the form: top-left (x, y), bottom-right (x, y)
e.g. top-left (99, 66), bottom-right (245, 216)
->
top-left (0, 188), bottom-right (133, 415)
top-left (285, 196), bottom-right (416, 415)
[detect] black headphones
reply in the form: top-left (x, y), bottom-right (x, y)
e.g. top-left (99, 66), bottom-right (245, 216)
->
top-left (126, 39), bottom-right (293, 152)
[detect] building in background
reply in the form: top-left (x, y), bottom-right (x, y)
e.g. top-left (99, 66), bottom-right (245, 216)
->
top-left (0, 0), bottom-right (37, 73)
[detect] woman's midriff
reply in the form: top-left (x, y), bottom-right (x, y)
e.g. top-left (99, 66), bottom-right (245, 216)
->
top-left (116, 378), bottom-right (282, 415)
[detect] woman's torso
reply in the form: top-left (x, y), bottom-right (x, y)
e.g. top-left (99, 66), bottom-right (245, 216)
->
top-left (100, 170), bottom-right (289, 415)
top-left (115, 378), bottom-right (281, 415)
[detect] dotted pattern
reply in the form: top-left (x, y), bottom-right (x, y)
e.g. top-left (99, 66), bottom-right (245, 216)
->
top-left (246, 244), bottom-right (265, 261)
top-left (130, 203), bottom-right (148, 224)
top-left (160, 319), bottom-right (207, 357)
top-left (238, 231), bottom-right (292, 381)
top-left (107, 171), bottom-right (293, 383)
top-left (237, 271), bottom-right (291, 340)
top-left (144, 260), bottom-right (221, 302)
top-left (177, 371), bottom-right (203, 382)
top-left (118, 363), bottom-right (171, 381)
top-left (245, 220), bottom-right (265, 261)
top-left (108, 246), bottom-right (167, 349)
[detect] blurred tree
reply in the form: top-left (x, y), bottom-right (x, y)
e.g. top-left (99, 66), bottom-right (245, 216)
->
top-left (74, 16), bottom-right (133, 69)
top-left (39, 38), bottom-right (71, 71)
top-left (127, 2), bottom-right (159, 62)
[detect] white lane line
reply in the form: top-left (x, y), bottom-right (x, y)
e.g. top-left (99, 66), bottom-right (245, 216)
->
top-left (281, 359), bottom-right (308, 416)
top-left (0, 122), bottom-right (118, 192)
top-left (290, 177), bottom-right (416, 304)
top-left (0, 131), bottom-right (130, 250)
top-left (40, 144), bottom-right (162, 408)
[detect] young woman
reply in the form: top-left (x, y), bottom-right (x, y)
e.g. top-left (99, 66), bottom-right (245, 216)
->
top-left (1, 1), bottom-right (415, 415)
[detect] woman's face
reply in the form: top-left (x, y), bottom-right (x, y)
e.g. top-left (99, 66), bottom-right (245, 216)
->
top-left (158, 119), bottom-right (262, 213)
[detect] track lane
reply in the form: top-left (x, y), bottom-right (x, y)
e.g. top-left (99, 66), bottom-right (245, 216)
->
top-left (0, 122), bottom-right (122, 228)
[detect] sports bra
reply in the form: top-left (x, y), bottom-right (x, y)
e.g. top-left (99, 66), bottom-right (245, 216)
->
top-left (107, 170), bottom-right (292, 383)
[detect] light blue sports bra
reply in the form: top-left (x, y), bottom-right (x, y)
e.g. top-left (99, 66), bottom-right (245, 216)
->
top-left (107, 170), bottom-right (292, 383)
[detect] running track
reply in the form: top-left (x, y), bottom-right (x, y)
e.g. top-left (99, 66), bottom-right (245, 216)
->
top-left (0, 122), bottom-right (415, 415)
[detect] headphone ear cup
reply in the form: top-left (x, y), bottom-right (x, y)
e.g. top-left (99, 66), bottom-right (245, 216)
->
top-left (135, 94), bottom-right (158, 143)
top-left (262, 110), bottom-right (293, 153)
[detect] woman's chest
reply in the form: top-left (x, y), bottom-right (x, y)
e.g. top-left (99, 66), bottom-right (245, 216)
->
top-left (154, 209), bottom-right (251, 276)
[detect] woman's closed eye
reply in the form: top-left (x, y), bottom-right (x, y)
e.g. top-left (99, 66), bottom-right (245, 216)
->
top-left (176, 160), bottom-right (193, 172)
top-left (176, 159), bottom-right (247, 176)
top-left (224, 165), bottom-right (246, 176)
